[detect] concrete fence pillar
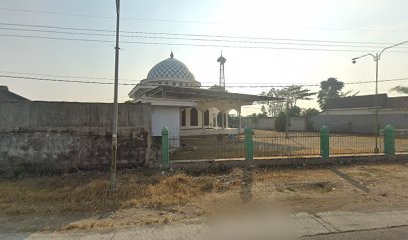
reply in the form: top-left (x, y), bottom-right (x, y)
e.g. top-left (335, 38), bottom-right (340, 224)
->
top-left (244, 127), bottom-right (253, 160)
top-left (384, 124), bottom-right (395, 155)
top-left (161, 127), bottom-right (169, 166)
top-left (320, 125), bottom-right (330, 158)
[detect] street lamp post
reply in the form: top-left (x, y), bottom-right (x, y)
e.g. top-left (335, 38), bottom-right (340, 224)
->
top-left (352, 40), bottom-right (408, 153)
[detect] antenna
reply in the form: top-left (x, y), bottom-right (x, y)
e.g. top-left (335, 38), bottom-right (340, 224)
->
top-left (217, 51), bottom-right (226, 90)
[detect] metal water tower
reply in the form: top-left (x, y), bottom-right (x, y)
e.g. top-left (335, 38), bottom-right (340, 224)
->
top-left (217, 52), bottom-right (226, 90)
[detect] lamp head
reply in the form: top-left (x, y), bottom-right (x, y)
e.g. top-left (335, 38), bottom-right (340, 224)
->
top-left (352, 59), bottom-right (356, 64)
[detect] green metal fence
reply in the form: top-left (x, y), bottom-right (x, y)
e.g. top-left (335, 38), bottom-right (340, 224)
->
top-left (252, 132), bottom-right (321, 157)
top-left (168, 134), bottom-right (245, 161)
top-left (329, 133), bottom-right (382, 155)
top-left (161, 125), bottom-right (403, 163)
top-left (394, 129), bottom-right (408, 153)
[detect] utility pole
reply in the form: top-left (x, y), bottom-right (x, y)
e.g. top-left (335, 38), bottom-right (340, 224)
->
top-left (110, 0), bottom-right (120, 191)
top-left (285, 100), bottom-right (289, 138)
top-left (374, 53), bottom-right (379, 153)
top-left (351, 40), bottom-right (408, 154)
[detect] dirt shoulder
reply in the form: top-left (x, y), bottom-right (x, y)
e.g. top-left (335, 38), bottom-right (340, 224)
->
top-left (1, 162), bottom-right (407, 233)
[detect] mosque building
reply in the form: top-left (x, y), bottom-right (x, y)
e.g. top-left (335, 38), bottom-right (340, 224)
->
top-left (128, 52), bottom-right (278, 139)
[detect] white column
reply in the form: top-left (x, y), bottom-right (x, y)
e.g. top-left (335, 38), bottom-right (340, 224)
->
top-left (238, 107), bottom-right (242, 133)
top-left (221, 112), bottom-right (225, 129)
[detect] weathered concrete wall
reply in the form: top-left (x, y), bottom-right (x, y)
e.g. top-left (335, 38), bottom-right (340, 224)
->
top-left (241, 117), bottom-right (276, 130)
top-left (311, 114), bottom-right (408, 134)
top-left (0, 101), bottom-right (152, 174)
top-left (241, 117), bottom-right (306, 131)
top-left (0, 101), bottom-right (151, 129)
top-left (0, 128), bottom-right (148, 174)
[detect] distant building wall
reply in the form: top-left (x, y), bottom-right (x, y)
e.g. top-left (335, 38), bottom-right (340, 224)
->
top-left (0, 101), bottom-right (152, 174)
top-left (241, 117), bottom-right (275, 130)
top-left (311, 113), bottom-right (408, 134)
top-left (240, 117), bottom-right (306, 131)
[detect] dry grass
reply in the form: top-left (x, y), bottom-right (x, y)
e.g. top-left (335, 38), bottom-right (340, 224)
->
top-left (1, 163), bottom-right (408, 232)
top-left (0, 167), bottom-right (342, 216)
top-left (2, 163), bottom-right (406, 218)
top-left (0, 171), bottom-right (223, 215)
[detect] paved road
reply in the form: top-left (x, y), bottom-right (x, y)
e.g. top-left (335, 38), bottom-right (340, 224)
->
top-left (1, 210), bottom-right (408, 239)
top-left (302, 226), bottom-right (408, 240)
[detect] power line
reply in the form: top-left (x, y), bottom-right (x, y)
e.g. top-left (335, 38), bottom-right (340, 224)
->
top-left (0, 70), bottom-right (282, 85)
top-left (0, 74), bottom-right (121, 85)
top-left (0, 26), bottom-right (392, 47)
top-left (0, 70), bottom-right (137, 82)
top-left (0, 22), bottom-right (404, 47)
top-left (0, 33), bottom-right (112, 43)
top-left (0, 22), bottom-right (115, 33)
top-left (0, 26), bottom-right (114, 37)
top-left (3, 26), bottom-right (408, 49)
top-left (2, 33), bottom-right (408, 53)
top-left (0, 7), bottom-right (219, 25)
top-left (2, 74), bottom-right (408, 88)
top-left (1, 7), bottom-right (405, 34)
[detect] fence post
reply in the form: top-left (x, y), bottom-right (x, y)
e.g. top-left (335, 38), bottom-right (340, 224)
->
top-left (320, 125), bottom-right (330, 158)
top-left (384, 124), bottom-right (395, 155)
top-left (244, 127), bottom-right (253, 160)
top-left (161, 127), bottom-right (169, 166)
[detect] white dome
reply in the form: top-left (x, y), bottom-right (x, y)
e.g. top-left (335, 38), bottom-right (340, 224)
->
top-left (146, 53), bottom-right (195, 82)
top-left (143, 53), bottom-right (199, 85)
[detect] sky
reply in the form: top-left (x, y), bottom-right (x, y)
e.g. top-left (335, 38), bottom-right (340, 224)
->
top-left (0, 0), bottom-right (408, 115)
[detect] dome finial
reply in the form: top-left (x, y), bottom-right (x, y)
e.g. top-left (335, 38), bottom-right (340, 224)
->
top-left (170, 50), bottom-right (174, 58)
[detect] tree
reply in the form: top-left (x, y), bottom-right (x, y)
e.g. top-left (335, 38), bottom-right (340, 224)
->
top-left (262, 88), bottom-right (285, 117)
top-left (302, 108), bottom-right (320, 131)
top-left (284, 85), bottom-right (316, 106)
top-left (287, 105), bottom-right (301, 117)
top-left (317, 77), bottom-right (344, 110)
top-left (262, 85), bottom-right (315, 117)
top-left (274, 111), bottom-right (287, 132)
top-left (274, 106), bottom-right (301, 132)
top-left (301, 108), bottom-right (319, 119)
top-left (391, 85), bottom-right (408, 94)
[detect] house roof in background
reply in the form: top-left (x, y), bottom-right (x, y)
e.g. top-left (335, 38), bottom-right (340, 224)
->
top-left (0, 86), bottom-right (29, 101)
top-left (325, 94), bottom-right (408, 110)
top-left (385, 96), bottom-right (408, 109)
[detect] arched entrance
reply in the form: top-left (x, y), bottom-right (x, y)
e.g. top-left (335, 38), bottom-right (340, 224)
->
top-left (227, 109), bottom-right (238, 128)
